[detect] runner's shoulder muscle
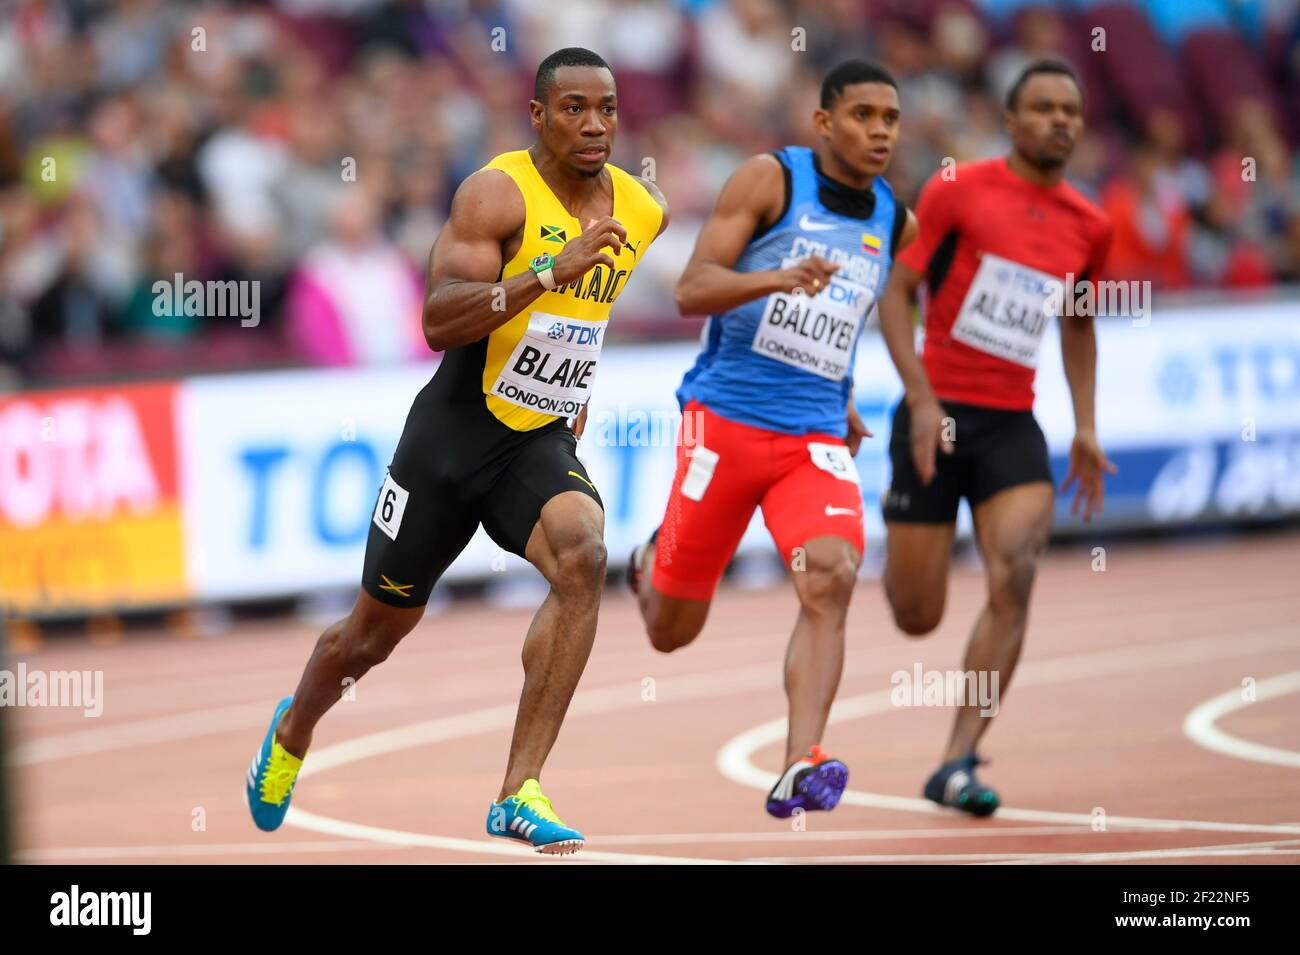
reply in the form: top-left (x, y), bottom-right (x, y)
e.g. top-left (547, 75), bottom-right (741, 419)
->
top-left (430, 168), bottom-right (526, 284)
top-left (722, 153), bottom-right (785, 224)
top-left (694, 154), bottom-right (786, 267)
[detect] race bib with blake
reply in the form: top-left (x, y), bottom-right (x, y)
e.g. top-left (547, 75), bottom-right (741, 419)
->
top-left (752, 272), bottom-right (874, 381)
top-left (491, 311), bottom-right (607, 418)
top-left (950, 252), bottom-right (1058, 368)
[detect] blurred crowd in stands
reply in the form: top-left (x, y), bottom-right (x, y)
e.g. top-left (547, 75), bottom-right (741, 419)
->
top-left (1, 0), bottom-right (1298, 387)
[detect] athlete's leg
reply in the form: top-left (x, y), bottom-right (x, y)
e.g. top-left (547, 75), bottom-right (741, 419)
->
top-left (941, 480), bottom-right (1053, 762)
top-left (760, 434), bottom-right (865, 764)
top-left (883, 522), bottom-right (956, 636)
top-left (637, 401), bottom-right (765, 653)
top-left (246, 389), bottom-right (481, 831)
top-left (881, 400), bottom-right (962, 635)
top-left (637, 546), bottom-right (712, 653)
top-left (277, 445), bottom-right (478, 758)
top-left (783, 535), bottom-right (859, 765)
top-left (497, 490), bottom-right (606, 799)
top-left (759, 437), bottom-right (863, 816)
top-left (275, 591), bottom-right (424, 759)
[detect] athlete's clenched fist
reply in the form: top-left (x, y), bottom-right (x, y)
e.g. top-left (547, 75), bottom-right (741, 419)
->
top-left (773, 255), bottom-right (839, 296)
top-left (552, 216), bottom-right (628, 285)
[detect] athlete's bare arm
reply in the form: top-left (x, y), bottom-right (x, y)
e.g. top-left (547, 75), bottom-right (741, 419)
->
top-left (845, 211), bottom-right (919, 454)
top-left (877, 210), bottom-right (952, 484)
top-left (675, 154), bottom-right (838, 317)
top-left (422, 168), bottom-right (626, 351)
top-left (1058, 309), bottom-right (1116, 520)
top-left (1059, 312), bottom-right (1097, 436)
top-left (877, 211), bottom-right (932, 404)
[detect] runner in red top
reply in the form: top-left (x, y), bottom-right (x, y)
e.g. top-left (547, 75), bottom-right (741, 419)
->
top-left (906, 156), bottom-right (1111, 411)
top-left (877, 60), bottom-right (1116, 815)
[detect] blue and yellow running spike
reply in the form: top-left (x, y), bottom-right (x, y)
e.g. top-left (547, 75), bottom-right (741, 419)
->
top-left (486, 779), bottom-right (585, 855)
top-left (246, 696), bottom-right (305, 832)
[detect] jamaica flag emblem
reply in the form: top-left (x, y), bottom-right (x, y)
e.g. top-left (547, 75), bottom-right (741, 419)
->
top-left (540, 224), bottom-right (567, 243)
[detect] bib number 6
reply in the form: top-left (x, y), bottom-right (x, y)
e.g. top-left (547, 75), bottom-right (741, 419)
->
top-left (372, 472), bottom-right (410, 541)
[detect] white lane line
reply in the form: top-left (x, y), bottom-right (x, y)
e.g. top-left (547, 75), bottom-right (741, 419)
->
top-left (295, 658), bottom-right (790, 781)
top-left (15, 631), bottom-right (797, 766)
top-left (285, 626), bottom-right (1300, 863)
top-left (717, 627), bottom-right (1300, 837)
top-left (1183, 670), bottom-right (1300, 768)
top-left (285, 656), bottom-right (829, 864)
top-left (748, 839), bottom-right (1300, 865)
top-left (15, 693), bottom-right (437, 766)
top-left (590, 825), bottom-right (1147, 845)
top-left (22, 643), bottom-right (819, 865)
top-left (23, 624), bottom-right (1294, 766)
top-left (13, 701), bottom-right (280, 766)
top-left (17, 840), bottom-right (410, 862)
top-left (288, 809), bottom-right (746, 865)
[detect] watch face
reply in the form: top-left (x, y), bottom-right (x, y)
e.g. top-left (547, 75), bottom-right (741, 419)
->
top-left (530, 254), bottom-right (552, 270)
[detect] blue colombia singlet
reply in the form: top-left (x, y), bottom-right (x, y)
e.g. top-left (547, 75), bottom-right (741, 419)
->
top-left (677, 145), bottom-right (898, 437)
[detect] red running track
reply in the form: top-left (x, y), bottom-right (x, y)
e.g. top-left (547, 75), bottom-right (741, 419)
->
top-left (9, 534), bottom-right (1300, 864)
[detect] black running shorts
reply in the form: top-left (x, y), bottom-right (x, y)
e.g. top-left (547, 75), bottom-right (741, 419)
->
top-left (361, 365), bottom-right (602, 608)
top-left (882, 400), bottom-right (1053, 524)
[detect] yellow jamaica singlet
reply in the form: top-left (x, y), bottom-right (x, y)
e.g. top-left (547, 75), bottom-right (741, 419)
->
top-left (478, 149), bottom-right (663, 431)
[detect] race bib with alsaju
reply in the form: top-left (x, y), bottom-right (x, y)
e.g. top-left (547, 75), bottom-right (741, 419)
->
top-left (950, 252), bottom-right (1058, 368)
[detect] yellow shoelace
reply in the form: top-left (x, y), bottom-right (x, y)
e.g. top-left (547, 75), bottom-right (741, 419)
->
top-left (259, 745), bottom-right (302, 806)
top-left (515, 788), bottom-right (563, 825)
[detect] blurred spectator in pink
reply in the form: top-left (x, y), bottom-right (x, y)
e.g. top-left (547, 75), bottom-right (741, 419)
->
top-left (286, 186), bottom-right (426, 366)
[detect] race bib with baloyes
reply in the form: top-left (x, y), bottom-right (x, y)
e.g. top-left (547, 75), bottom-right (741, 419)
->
top-left (491, 311), bottom-right (607, 418)
top-left (751, 273), bottom-right (874, 382)
top-left (950, 252), bottom-right (1059, 368)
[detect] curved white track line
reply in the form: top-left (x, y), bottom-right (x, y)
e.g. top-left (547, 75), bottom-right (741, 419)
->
top-left (283, 657), bottom-right (812, 864)
top-left (1183, 670), bottom-right (1300, 768)
top-left (718, 629), bottom-right (1300, 838)
top-left (282, 626), bottom-right (1300, 861)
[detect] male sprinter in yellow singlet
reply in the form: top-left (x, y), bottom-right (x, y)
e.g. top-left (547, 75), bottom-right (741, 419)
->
top-left (243, 48), bottom-right (668, 855)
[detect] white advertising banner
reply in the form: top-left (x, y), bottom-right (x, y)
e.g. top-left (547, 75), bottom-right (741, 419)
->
top-left (173, 301), bottom-right (1300, 600)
